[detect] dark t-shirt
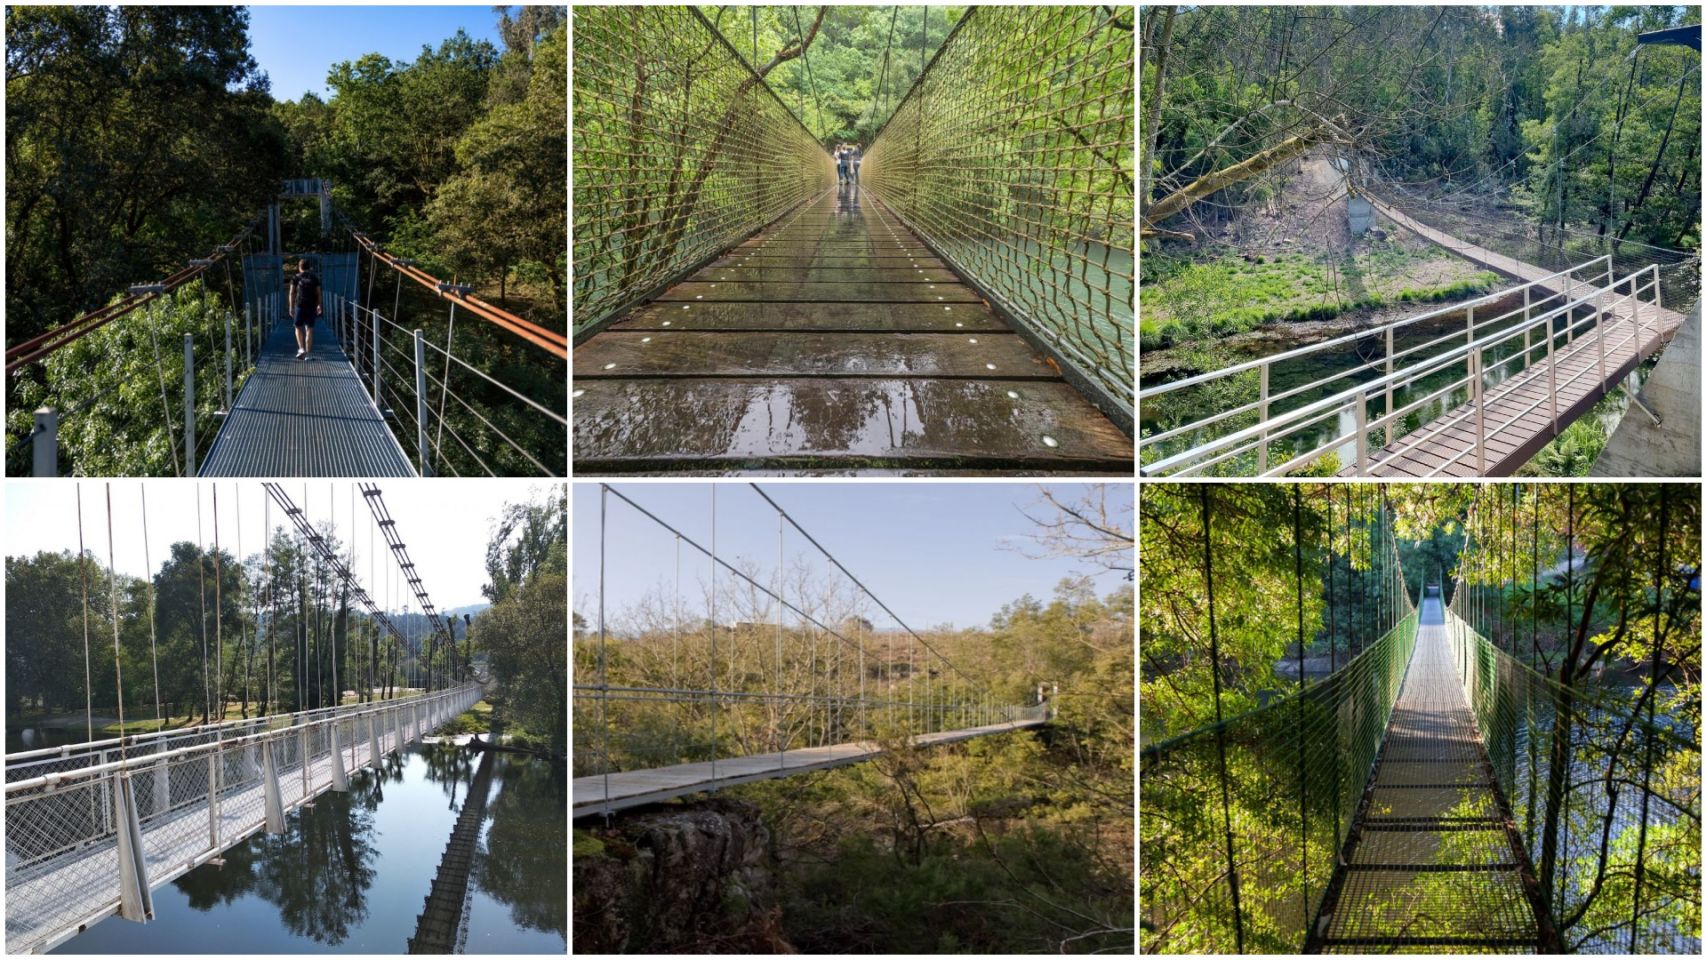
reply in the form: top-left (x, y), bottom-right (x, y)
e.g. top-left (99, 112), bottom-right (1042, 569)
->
top-left (293, 270), bottom-right (321, 316)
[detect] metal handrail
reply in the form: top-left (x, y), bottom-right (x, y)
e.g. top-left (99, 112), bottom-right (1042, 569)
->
top-left (1142, 261), bottom-right (1664, 476)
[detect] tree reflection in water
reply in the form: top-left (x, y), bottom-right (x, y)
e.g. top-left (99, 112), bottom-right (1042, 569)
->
top-left (172, 756), bottom-right (401, 945)
top-left (477, 759), bottom-right (567, 940)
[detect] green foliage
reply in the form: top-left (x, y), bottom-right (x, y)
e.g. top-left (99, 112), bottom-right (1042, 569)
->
top-left (473, 487), bottom-right (567, 758)
top-left (5, 6), bottom-right (288, 347)
top-left (1141, 252), bottom-right (1499, 349)
top-left (6, 283), bottom-right (227, 477)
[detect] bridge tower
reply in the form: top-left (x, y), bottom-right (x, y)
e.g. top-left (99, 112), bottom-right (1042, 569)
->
top-left (270, 179), bottom-right (333, 253)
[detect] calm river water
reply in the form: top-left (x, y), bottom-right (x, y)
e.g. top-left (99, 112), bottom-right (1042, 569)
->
top-left (48, 744), bottom-right (565, 954)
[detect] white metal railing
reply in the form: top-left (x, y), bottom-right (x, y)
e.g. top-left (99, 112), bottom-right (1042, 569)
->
top-left (4, 683), bottom-right (482, 954)
top-left (1139, 257), bottom-right (1669, 476)
top-left (326, 293), bottom-right (566, 478)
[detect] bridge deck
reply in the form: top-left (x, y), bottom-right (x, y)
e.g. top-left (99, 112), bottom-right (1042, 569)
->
top-left (1346, 196), bottom-right (1687, 477)
top-left (1317, 597), bottom-right (1542, 953)
top-left (572, 186), bottom-right (1132, 474)
top-left (8, 724), bottom-right (403, 954)
top-left (199, 318), bottom-right (414, 476)
top-left (572, 717), bottom-right (1046, 817)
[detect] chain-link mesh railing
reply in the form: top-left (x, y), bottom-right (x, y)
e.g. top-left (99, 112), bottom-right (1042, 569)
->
top-left (1140, 483), bottom-right (1416, 953)
top-left (1447, 592), bottom-right (1701, 953)
top-left (863, 6), bottom-right (1135, 420)
top-left (4, 684), bottom-right (480, 953)
top-left (572, 6), bottom-right (836, 336)
top-left (1140, 611), bottom-right (1418, 953)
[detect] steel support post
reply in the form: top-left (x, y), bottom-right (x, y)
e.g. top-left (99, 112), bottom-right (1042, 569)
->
top-left (262, 738), bottom-right (286, 832)
top-left (183, 334), bottom-right (196, 474)
top-left (32, 408), bottom-right (57, 477)
top-left (413, 330), bottom-right (429, 476)
top-left (113, 774), bottom-right (155, 922)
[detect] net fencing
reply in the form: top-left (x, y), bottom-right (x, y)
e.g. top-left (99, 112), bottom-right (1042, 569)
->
top-left (862, 6), bottom-right (1135, 420)
top-left (571, 6), bottom-right (836, 337)
top-left (1140, 483), bottom-right (1417, 953)
top-left (1446, 489), bottom-right (1701, 954)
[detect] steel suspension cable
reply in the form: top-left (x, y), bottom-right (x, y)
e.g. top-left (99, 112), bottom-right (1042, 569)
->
top-left (104, 485), bottom-right (129, 760)
top-left (213, 484), bottom-right (223, 720)
top-left (141, 486), bottom-right (163, 731)
top-left (77, 485), bottom-right (93, 744)
top-left (1200, 485), bottom-right (1245, 952)
top-left (791, 6), bottom-right (826, 140)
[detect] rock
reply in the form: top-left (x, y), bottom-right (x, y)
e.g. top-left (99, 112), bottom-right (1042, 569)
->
top-left (573, 798), bottom-right (787, 953)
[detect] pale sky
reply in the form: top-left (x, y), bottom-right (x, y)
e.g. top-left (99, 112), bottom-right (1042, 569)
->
top-left (573, 483), bottom-right (1133, 631)
top-left (5, 480), bottom-right (559, 610)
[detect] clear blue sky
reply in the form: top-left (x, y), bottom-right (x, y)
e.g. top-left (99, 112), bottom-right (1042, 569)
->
top-left (246, 6), bottom-right (508, 102)
top-left (572, 483), bottom-right (1132, 632)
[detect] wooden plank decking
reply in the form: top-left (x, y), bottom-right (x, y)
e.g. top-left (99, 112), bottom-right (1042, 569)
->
top-left (572, 185), bottom-right (1133, 474)
top-left (1343, 195), bottom-right (1688, 477)
top-left (571, 717), bottom-right (1046, 818)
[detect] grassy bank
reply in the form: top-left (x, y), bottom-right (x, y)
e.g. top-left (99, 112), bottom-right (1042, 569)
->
top-left (1140, 248), bottom-right (1501, 349)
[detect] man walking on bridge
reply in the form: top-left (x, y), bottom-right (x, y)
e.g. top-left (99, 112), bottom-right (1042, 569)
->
top-left (289, 257), bottom-right (322, 360)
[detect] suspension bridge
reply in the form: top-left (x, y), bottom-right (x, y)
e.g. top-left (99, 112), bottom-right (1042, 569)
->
top-left (574, 483), bottom-right (1055, 819)
top-left (4, 481), bottom-right (487, 953)
top-left (10, 179), bottom-right (568, 478)
top-left (1138, 189), bottom-right (1697, 478)
top-left (571, 6), bottom-right (1135, 474)
top-left (1140, 484), bottom-right (1700, 954)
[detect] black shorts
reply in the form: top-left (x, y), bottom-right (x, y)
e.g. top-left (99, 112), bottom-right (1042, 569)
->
top-left (294, 311), bottom-right (316, 328)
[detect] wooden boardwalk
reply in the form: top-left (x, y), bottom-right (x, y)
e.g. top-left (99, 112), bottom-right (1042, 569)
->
top-left (1344, 195), bottom-right (1688, 477)
top-left (1315, 596), bottom-right (1544, 953)
top-left (572, 185), bottom-right (1132, 474)
top-left (572, 717), bottom-right (1046, 818)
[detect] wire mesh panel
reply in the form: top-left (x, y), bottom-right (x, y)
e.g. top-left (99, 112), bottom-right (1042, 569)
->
top-left (1444, 611), bottom-right (1702, 954)
top-left (3, 684), bottom-right (481, 953)
top-left (572, 6), bottom-right (836, 336)
top-left (863, 7), bottom-right (1135, 418)
top-left (1139, 612), bottom-right (1418, 953)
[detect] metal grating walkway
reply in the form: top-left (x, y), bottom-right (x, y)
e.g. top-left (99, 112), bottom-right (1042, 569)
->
top-left (573, 715), bottom-right (1046, 818)
top-left (1315, 595), bottom-right (1544, 954)
top-left (199, 319), bottom-right (414, 476)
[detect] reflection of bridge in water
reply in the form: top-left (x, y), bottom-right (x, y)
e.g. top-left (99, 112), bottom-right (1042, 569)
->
top-left (5, 685), bottom-right (482, 954)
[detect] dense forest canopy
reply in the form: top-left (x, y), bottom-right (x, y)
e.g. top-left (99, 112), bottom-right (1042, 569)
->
top-left (694, 5), bottom-right (962, 147)
top-left (5, 4), bottom-right (567, 348)
top-left (1141, 5), bottom-right (1700, 248)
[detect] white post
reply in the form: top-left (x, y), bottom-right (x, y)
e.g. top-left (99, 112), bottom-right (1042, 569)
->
top-left (183, 334), bottom-right (195, 475)
top-left (113, 775), bottom-right (155, 922)
top-left (223, 311), bottom-right (233, 411)
top-left (1383, 325), bottom-right (1395, 448)
top-left (261, 738), bottom-right (286, 833)
top-left (1548, 326), bottom-right (1559, 436)
top-left (1354, 393), bottom-right (1368, 476)
top-left (371, 311), bottom-right (382, 401)
top-left (368, 713), bottom-right (382, 771)
top-left (330, 721), bottom-right (349, 792)
top-left (1522, 285), bottom-right (1532, 361)
top-left (1257, 363), bottom-right (1269, 473)
top-left (32, 408), bottom-right (57, 477)
top-left (414, 330), bottom-right (429, 476)
top-left (1473, 349), bottom-right (1485, 474)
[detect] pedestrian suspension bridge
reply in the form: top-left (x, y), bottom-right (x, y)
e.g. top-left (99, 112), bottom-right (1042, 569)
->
top-left (1138, 188), bottom-right (1697, 477)
top-left (571, 6), bottom-right (1135, 474)
top-left (574, 483), bottom-right (1053, 818)
top-left (4, 481), bottom-right (485, 953)
top-left (10, 179), bottom-right (567, 478)
top-left (1140, 484), bottom-right (1700, 954)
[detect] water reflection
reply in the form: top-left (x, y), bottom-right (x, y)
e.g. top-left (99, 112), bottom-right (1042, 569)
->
top-left (51, 745), bottom-right (565, 954)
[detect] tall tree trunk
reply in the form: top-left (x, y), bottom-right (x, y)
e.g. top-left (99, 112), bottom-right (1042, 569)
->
top-left (1139, 6), bottom-right (1177, 214)
top-left (1616, 68), bottom-right (1691, 243)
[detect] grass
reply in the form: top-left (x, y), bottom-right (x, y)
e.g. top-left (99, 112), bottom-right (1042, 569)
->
top-left (1140, 249), bottom-right (1502, 350)
top-left (17, 687), bottom-right (437, 738)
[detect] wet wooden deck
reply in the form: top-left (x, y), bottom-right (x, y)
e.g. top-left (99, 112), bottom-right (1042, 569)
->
top-left (572, 186), bottom-right (1133, 474)
top-left (1347, 195), bottom-right (1688, 477)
